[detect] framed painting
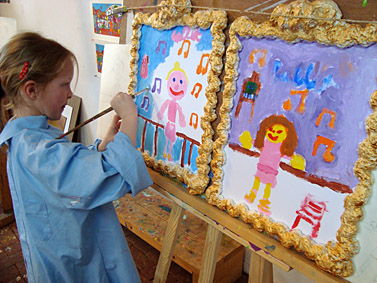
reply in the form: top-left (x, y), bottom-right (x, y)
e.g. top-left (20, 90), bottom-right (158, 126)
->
top-left (128, 0), bottom-right (227, 194)
top-left (91, 1), bottom-right (122, 41)
top-left (206, 0), bottom-right (377, 277)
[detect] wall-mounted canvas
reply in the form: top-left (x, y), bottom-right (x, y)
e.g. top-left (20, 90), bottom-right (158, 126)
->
top-left (95, 42), bottom-right (105, 73)
top-left (91, 2), bottom-right (122, 40)
top-left (128, 0), bottom-right (227, 194)
top-left (206, 0), bottom-right (377, 277)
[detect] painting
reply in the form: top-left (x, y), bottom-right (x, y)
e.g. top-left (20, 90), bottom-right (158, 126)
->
top-left (95, 42), bottom-right (105, 73)
top-left (128, 0), bottom-right (227, 194)
top-left (91, 2), bottom-right (122, 39)
top-left (206, 0), bottom-right (377, 277)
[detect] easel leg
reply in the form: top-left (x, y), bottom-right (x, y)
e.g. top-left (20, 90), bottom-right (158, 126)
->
top-left (153, 203), bottom-right (184, 283)
top-left (249, 251), bottom-right (273, 283)
top-left (198, 225), bottom-right (222, 283)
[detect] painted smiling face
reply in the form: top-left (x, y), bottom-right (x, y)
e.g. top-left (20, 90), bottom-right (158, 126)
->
top-left (167, 70), bottom-right (188, 100)
top-left (266, 124), bottom-right (288, 144)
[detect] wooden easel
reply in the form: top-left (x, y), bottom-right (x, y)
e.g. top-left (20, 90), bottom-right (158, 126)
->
top-left (117, 1), bottom-right (375, 281)
top-left (148, 168), bottom-right (347, 283)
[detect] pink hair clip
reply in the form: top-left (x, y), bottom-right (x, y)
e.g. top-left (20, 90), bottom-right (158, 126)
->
top-left (19, 62), bottom-right (30, 80)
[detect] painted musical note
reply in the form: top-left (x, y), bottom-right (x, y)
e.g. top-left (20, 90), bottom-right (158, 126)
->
top-left (178, 39), bottom-right (191, 58)
top-left (152, 77), bottom-right (162, 94)
top-left (191, 83), bottom-right (202, 98)
top-left (315, 108), bottom-right (336, 129)
top-left (283, 98), bottom-right (292, 111)
top-left (312, 135), bottom-right (336, 162)
top-left (283, 89), bottom-right (309, 113)
top-left (249, 49), bottom-right (267, 68)
top-left (189, 113), bottom-right (199, 129)
top-left (155, 40), bottom-right (167, 56)
top-left (196, 53), bottom-right (210, 75)
top-left (140, 95), bottom-right (150, 111)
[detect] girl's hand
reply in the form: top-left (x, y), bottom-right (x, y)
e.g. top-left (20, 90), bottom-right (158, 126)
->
top-left (98, 114), bottom-right (121, 152)
top-left (290, 153), bottom-right (306, 170)
top-left (110, 92), bottom-right (138, 146)
top-left (110, 92), bottom-right (137, 120)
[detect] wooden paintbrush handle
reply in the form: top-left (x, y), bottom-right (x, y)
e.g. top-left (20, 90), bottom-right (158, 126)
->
top-left (56, 88), bottom-right (148, 140)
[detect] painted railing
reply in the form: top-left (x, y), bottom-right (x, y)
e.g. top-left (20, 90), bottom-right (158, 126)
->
top-left (138, 115), bottom-right (201, 168)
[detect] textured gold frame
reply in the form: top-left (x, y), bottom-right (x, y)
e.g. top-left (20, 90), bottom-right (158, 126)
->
top-left (206, 0), bottom-right (377, 277)
top-left (128, 0), bottom-right (227, 194)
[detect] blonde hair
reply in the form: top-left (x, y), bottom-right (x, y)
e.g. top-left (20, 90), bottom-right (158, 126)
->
top-left (166, 61), bottom-right (188, 84)
top-left (0, 32), bottom-right (78, 127)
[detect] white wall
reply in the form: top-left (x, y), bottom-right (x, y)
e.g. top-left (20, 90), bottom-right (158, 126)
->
top-left (0, 0), bottom-right (101, 145)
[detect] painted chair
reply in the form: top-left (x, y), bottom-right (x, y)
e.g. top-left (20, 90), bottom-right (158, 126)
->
top-left (291, 194), bottom-right (327, 238)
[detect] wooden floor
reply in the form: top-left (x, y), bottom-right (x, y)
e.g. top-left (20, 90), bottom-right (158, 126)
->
top-left (0, 220), bottom-right (248, 283)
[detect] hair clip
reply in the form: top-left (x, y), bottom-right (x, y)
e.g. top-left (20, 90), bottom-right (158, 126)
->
top-left (19, 62), bottom-right (30, 80)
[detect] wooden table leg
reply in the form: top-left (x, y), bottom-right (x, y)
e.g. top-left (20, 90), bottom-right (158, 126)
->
top-left (153, 202), bottom-right (184, 283)
top-left (198, 225), bottom-right (222, 283)
top-left (249, 251), bottom-right (274, 283)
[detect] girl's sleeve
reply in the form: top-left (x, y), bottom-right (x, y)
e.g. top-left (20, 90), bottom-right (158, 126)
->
top-left (87, 139), bottom-right (102, 151)
top-left (101, 132), bottom-right (152, 197)
top-left (25, 132), bottom-right (152, 210)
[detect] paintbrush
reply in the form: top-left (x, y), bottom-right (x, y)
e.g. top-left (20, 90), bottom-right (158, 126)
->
top-left (57, 88), bottom-right (149, 139)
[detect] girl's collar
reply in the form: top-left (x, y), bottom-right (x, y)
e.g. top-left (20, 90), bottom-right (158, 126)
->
top-left (0, 116), bottom-right (49, 146)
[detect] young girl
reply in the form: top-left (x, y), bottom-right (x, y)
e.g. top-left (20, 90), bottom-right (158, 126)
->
top-left (0, 32), bottom-right (152, 282)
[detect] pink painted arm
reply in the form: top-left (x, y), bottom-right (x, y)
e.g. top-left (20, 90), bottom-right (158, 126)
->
top-left (157, 100), bottom-right (169, 121)
top-left (177, 104), bottom-right (186, 127)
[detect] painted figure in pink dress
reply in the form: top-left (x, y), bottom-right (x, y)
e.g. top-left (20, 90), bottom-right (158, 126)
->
top-left (157, 62), bottom-right (188, 161)
top-left (244, 115), bottom-right (305, 216)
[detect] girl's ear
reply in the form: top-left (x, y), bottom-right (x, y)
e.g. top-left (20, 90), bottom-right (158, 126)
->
top-left (22, 80), bottom-right (38, 100)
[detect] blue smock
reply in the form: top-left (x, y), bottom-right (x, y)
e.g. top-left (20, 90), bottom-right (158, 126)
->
top-left (0, 116), bottom-right (153, 282)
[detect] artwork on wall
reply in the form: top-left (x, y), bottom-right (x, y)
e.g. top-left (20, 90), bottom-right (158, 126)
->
top-left (91, 2), bottom-right (122, 39)
top-left (128, 0), bottom-right (227, 194)
top-left (95, 42), bottom-right (105, 73)
top-left (206, 0), bottom-right (377, 277)
top-left (90, 1), bottom-right (121, 76)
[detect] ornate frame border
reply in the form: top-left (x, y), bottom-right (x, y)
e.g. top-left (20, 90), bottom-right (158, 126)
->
top-left (128, 0), bottom-right (227, 194)
top-left (206, 0), bottom-right (377, 277)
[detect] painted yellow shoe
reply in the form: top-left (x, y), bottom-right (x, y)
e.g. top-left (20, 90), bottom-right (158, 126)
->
top-left (168, 154), bottom-right (173, 161)
top-left (163, 152), bottom-right (167, 159)
top-left (244, 190), bottom-right (257, 203)
top-left (258, 199), bottom-right (271, 216)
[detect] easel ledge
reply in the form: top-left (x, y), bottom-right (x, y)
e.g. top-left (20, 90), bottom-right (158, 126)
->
top-left (148, 168), bottom-right (348, 283)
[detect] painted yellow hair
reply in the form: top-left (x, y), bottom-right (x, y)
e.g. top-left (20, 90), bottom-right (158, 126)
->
top-left (166, 61), bottom-right (189, 84)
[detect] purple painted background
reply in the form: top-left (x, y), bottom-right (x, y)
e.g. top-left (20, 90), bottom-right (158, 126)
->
top-left (229, 37), bottom-right (377, 189)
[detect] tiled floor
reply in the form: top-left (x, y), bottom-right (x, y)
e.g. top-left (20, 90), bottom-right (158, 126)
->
top-left (0, 222), bottom-right (26, 283)
top-left (0, 220), bottom-right (248, 283)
